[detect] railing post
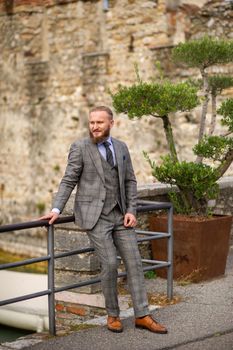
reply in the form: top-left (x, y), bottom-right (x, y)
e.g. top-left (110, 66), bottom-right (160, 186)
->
top-left (167, 205), bottom-right (173, 299)
top-left (47, 224), bottom-right (56, 336)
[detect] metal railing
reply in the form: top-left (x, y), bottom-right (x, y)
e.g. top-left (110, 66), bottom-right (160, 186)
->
top-left (0, 200), bottom-right (173, 336)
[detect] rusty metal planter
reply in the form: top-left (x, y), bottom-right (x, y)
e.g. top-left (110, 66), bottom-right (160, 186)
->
top-left (150, 215), bottom-right (232, 282)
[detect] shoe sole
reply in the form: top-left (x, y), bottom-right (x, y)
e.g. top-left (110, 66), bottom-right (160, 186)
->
top-left (135, 324), bottom-right (168, 334)
top-left (107, 327), bottom-right (123, 333)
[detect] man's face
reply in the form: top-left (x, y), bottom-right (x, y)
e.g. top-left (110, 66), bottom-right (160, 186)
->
top-left (89, 111), bottom-right (114, 143)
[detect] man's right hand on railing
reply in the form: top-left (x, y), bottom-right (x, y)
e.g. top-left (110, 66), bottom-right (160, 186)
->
top-left (39, 211), bottom-right (59, 225)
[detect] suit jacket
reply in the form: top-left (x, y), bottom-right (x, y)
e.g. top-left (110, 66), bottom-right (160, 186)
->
top-left (53, 137), bottom-right (137, 230)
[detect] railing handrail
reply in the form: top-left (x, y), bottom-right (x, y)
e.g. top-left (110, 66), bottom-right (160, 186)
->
top-left (0, 200), bottom-right (173, 336)
top-left (0, 215), bottom-right (75, 233)
top-left (0, 201), bottom-right (172, 233)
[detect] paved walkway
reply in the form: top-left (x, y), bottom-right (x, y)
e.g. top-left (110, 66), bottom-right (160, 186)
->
top-left (1, 247), bottom-right (233, 350)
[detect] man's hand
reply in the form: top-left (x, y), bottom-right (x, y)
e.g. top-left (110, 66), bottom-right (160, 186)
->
top-left (39, 212), bottom-right (59, 225)
top-left (124, 213), bottom-right (137, 228)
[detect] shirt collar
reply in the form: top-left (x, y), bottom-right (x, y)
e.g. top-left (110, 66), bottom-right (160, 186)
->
top-left (98, 136), bottom-right (112, 146)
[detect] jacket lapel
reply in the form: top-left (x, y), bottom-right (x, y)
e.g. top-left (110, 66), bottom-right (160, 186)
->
top-left (112, 138), bottom-right (124, 185)
top-left (87, 140), bottom-right (105, 183)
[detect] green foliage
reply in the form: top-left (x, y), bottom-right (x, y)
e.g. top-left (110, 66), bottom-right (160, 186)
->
top-left (154, 60), bottom-right (164, 81)
top-left (172, 35), bottom-right (233, 69)
top-left (218, 98), bottom-right (233, 132)
top-left (144, 154), bottom-right (219, 215)
top-left (36, 202), bottom-right (46, 215)
top-left (208, 75), bottom-right (233, 95)
top-left (53, 164), bottom-right (60, 172)
top-left (152, 155), bottom-right (218, 198)
top-left (111, 35), bottom-right (233, 216)
top-left (0, 249), bottom-right (48, 274)
top-left (194, 135), bottom-right (233, 161)
top-left (134, 62), bottom-right (143, 84)
top-left (168, 191), bottom-right (190, 215)
top-left (111, 80), bottom-right (199, 118)
top-left (144, 270), bottom-right (157, 279)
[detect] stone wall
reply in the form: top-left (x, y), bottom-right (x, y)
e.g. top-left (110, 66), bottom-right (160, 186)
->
top-left (1, 0), bottom-right (233, 225)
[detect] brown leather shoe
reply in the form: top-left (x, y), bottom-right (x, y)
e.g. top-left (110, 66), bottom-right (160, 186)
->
top-left (135, 315), bottom-right (168, 334)
top-left (107, 316), bottom-right (123, 333)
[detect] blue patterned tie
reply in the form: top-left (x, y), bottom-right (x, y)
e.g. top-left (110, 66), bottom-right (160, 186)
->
top-left (103, 141), bottom-right (114, 167)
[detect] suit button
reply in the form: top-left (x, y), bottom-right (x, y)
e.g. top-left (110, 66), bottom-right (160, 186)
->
top-left (102, 200), bottom-right (104, 203)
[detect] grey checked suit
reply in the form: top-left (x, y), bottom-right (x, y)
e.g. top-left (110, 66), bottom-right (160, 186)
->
top-left (53, 137), bottom-right (149, 317)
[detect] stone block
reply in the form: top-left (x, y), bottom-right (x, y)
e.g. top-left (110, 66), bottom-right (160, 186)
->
top-left (54, 229), bottom-right (91, 251)
top-left (55, 229), bottom-right (100, 272)
top-left (55, 269), bottom-right (101, 294)
top-left (55, 252), bottom-right (99, 272)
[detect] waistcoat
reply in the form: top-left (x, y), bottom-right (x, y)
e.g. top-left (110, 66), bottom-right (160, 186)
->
top-left (101, 157), bottom-right (122, 215)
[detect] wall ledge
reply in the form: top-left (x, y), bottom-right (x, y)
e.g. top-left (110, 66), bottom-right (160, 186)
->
top-left (137, 176), bottom-right (233, 198)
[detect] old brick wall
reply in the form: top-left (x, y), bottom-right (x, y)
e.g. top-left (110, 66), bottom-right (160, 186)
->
top-left (0, 0), bottom-right (232, 225)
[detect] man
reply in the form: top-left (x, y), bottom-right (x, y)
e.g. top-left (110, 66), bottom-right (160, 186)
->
top-left (41, 106), bottom-right (167, 334)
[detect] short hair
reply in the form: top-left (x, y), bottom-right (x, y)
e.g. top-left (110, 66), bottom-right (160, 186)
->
top-left (89, 106), bottom-right (113, 119)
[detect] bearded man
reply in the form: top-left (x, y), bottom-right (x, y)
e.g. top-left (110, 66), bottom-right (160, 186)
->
top-left (41, 106), bottom-right (167, 334)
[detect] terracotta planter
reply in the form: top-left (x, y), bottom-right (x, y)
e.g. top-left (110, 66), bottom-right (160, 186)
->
top-left (150, 214), bottom-right (232, 282)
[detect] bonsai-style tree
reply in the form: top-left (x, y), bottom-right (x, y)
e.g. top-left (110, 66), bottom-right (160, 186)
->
top-left (111, 36), bottom-right (233, 216)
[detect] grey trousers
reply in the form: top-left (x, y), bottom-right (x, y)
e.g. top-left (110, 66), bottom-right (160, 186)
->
top-left (87, 206), bottom-right (149, 318)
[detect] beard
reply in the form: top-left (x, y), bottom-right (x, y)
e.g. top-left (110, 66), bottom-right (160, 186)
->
top-left (89, 128), bottom-right (111, 144)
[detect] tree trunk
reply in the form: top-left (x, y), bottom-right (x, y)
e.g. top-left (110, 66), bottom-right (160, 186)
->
top-left (161, 115), bottom-right (179, 162)
top-left (196, 67), bottom-right (209, 163)
top-left (216, 149), bottom-right (233, 178)
top-left (209, 92), bottom-right (217, 135)
top-left (177, 186), bottom-right (208, 215)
